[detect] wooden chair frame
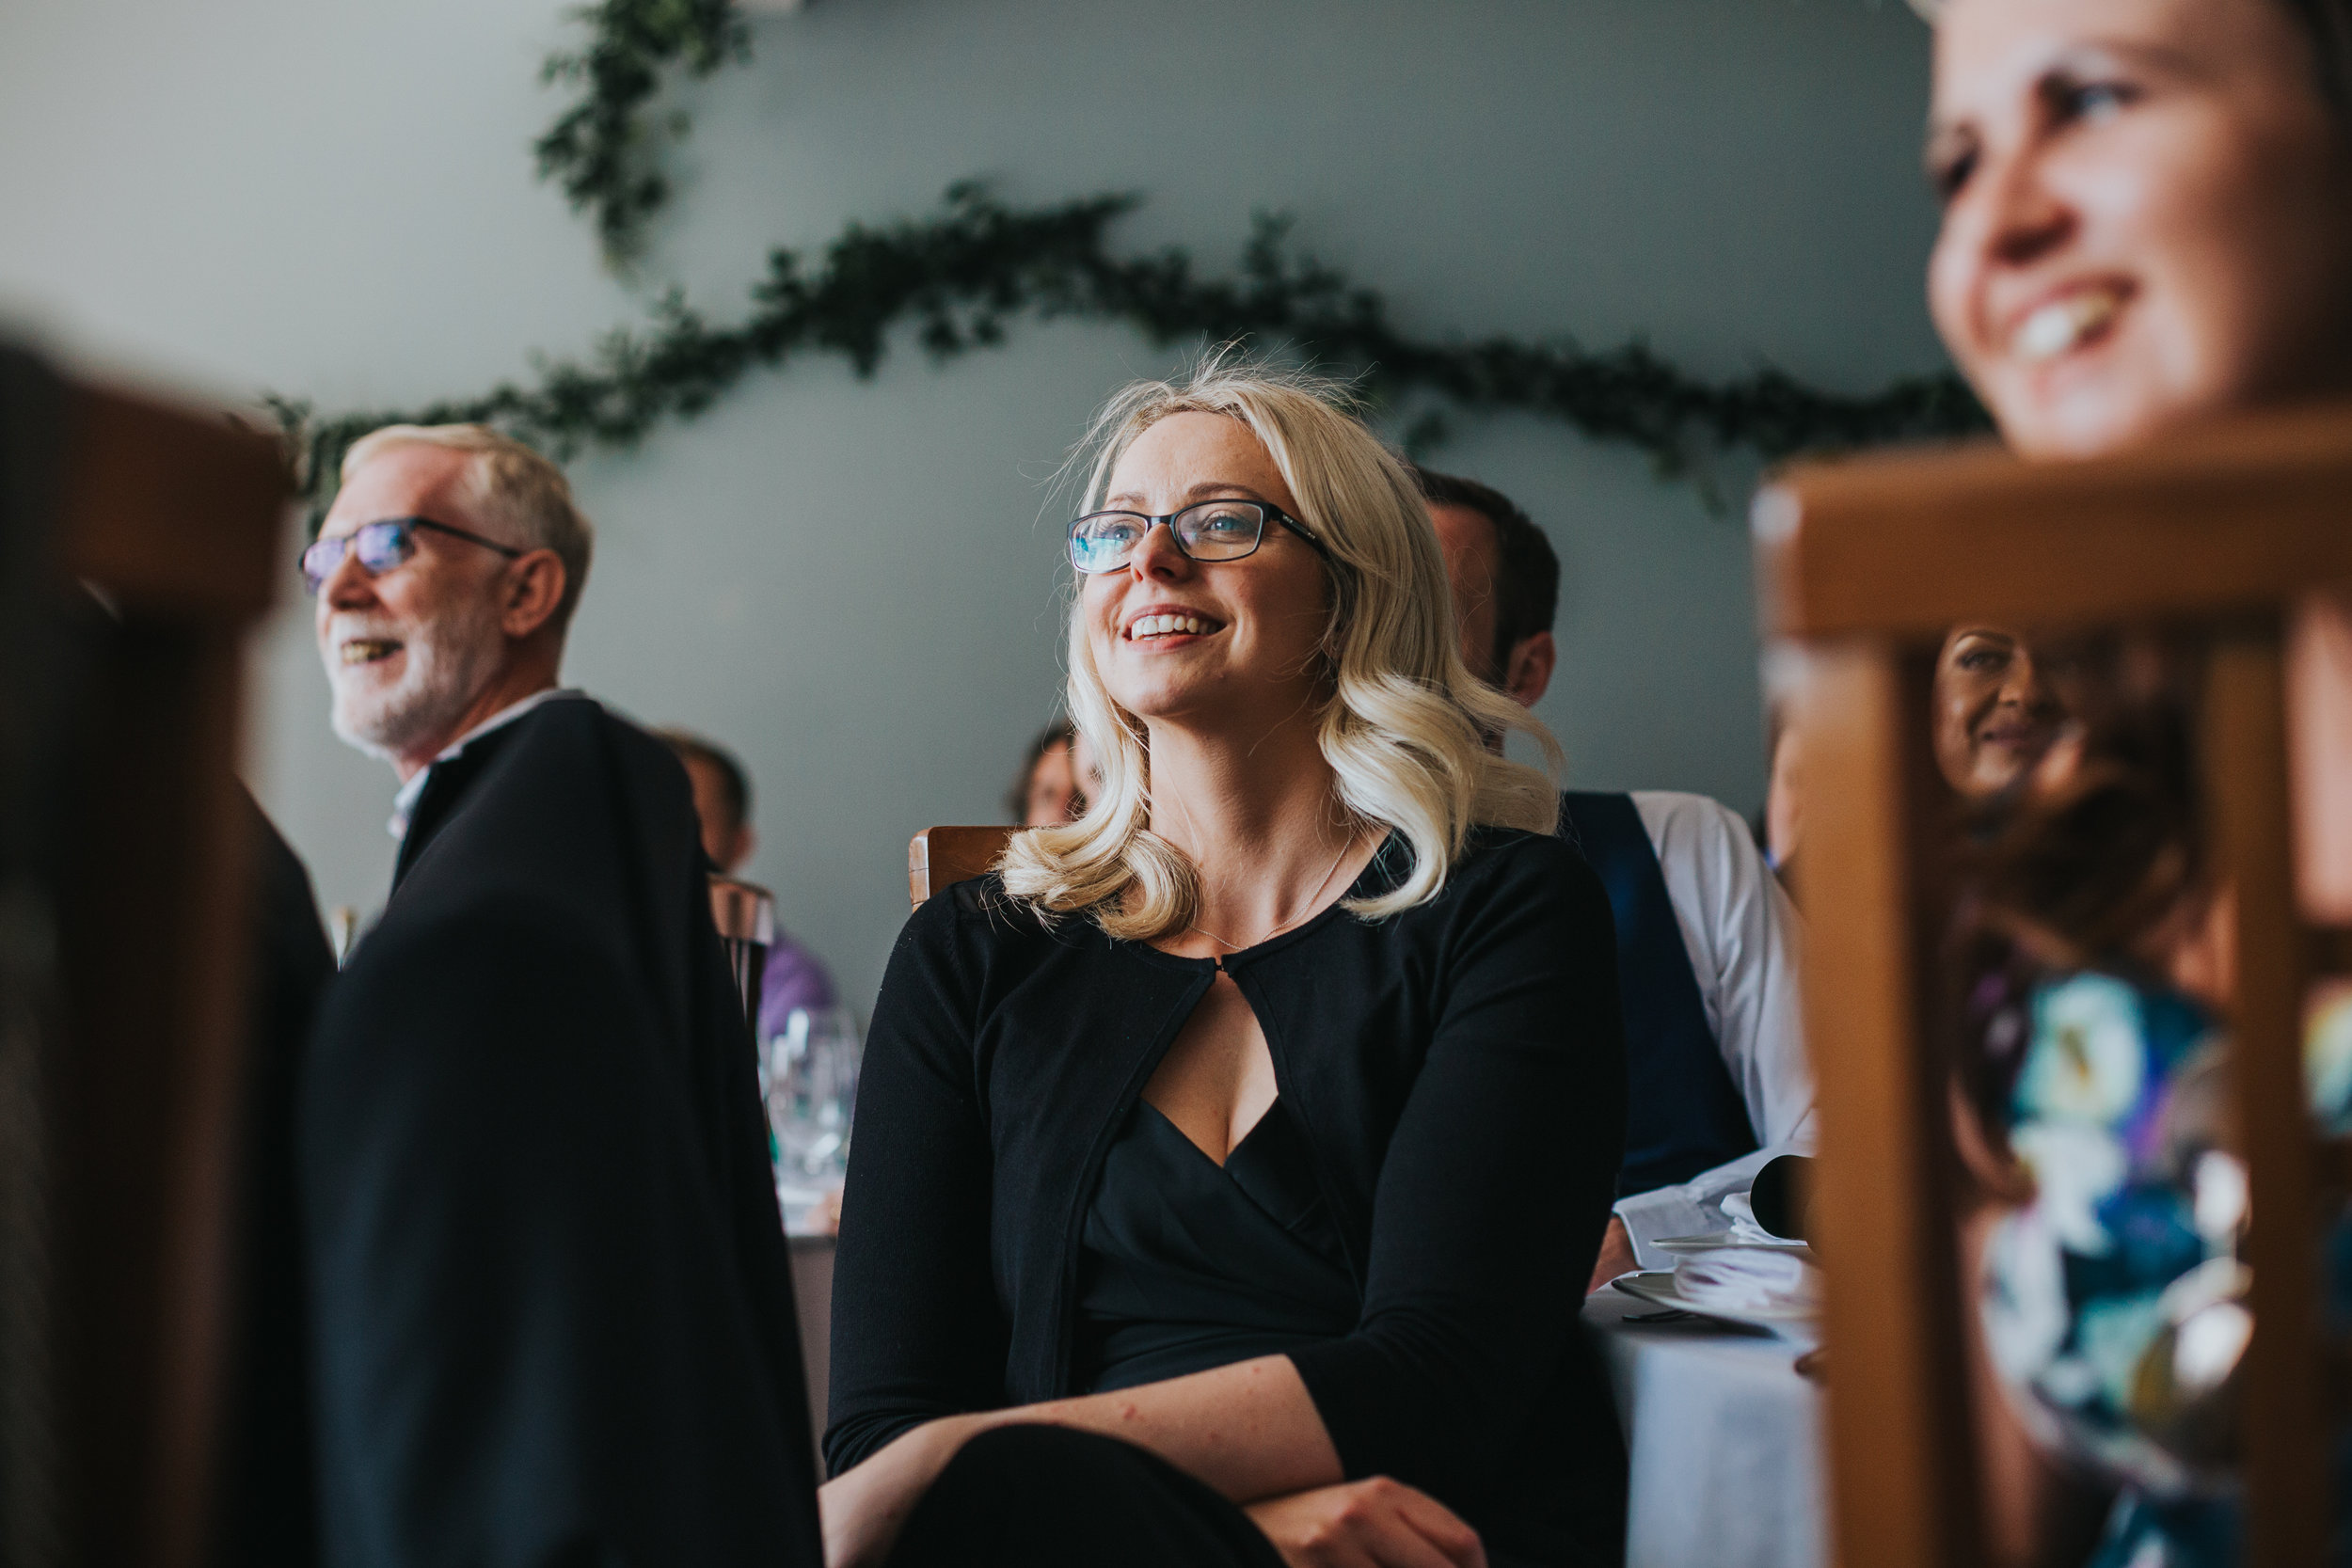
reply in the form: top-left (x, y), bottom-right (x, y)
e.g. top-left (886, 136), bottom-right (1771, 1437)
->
top-left (908, 825), bottom-right (1015, 911)
top-left (1, 358), bottom-right (287, 1568)
top-left (1757, 404), bottom-right (2352, 1568)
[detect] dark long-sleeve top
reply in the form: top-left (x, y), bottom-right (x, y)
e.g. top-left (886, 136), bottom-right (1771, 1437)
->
top-left (828, 828), bottom-right (1629, 1566)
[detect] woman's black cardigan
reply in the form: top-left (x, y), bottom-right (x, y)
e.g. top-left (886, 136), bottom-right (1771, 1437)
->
top-left (826, 829), bottom-right (1629, 1564)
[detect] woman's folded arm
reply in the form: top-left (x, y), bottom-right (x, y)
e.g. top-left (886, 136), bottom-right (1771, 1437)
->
top-left (824, 899), bottom-right (1009, 1476)
top-left (1289, 846), bottom-right (1627, 1500)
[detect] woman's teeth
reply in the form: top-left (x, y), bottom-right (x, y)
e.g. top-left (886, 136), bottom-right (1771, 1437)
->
top-left (2014, 289), bottom-right (2122, 363)
top-left (1129, 614), bottom-right (1214, 640)
top-left (342, 639), bottom-right (401, 665)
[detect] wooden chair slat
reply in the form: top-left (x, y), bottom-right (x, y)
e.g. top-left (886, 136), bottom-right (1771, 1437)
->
top-left (1760, 401), bottom-right (2352, 1568)
top-left (908, 826), bottom-right (1017, 911)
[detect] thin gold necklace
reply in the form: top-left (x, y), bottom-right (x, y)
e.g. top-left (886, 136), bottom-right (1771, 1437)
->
top-left (1186, 832), bottom-right (1359, 954)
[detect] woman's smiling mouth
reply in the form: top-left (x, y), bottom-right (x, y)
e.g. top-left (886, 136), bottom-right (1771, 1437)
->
top-left (1123, 612), bottom-right (1225, 641)
top-left (2009, 282), bottom-right (2131, 364)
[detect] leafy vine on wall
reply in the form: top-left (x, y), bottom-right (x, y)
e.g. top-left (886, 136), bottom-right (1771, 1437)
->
top-left (278, 0), bottom-right (1987, 522)
top-left (534, 0), bottom-right (748, 266)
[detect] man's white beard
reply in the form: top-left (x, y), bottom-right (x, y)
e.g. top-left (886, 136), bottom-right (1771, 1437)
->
top-left (326, 597), bottom-right (505, 764)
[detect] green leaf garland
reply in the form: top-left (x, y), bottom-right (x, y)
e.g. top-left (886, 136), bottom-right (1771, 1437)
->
top-left (534, 0), bottom-right (749, 266)
top-left (278, 2), bottom-right (1988, 524)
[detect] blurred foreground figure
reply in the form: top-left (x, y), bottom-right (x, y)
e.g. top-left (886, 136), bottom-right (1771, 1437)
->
top-left (660, 728), bottom-right (842, 1037)
top-left (1419, 467), bottom-right (1814, 1287)
top-left (303, 424), bottom-right (820, 1566)
top-left (1918, 0), bottom-right (2352, 1560)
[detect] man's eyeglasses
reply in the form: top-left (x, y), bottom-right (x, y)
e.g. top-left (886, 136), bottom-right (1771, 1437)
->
top-left (1067, 499), bottom-right (1332, 576)
top-left (300, 515), bottom-right (523, 596)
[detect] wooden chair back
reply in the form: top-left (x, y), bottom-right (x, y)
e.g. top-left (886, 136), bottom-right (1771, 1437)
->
top-left (1756, 403), bottom-right (2352, 1568)
top-left (0, 351), bottom-right (288, 1568)
top-left (908, 826), bottom-right (1017, 910)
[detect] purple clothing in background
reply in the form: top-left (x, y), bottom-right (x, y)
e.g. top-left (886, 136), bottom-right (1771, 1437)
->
top-left (757, 927), bottom-right (842, 1041)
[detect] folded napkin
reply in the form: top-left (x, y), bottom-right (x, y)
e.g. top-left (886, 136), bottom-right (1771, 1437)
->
top-left (1717, 1190), bottom-right (1782, 1245)
top-left (1673, 1246), bottom-right (1821, 1314)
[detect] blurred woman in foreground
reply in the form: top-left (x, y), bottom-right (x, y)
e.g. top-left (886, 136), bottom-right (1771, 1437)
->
top-left (820, 360), bottom-right (1628, 1568)
top-left (1920, 0), bottom-right (2352, 1560)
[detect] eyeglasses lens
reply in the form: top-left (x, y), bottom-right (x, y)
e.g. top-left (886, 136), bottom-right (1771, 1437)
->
top-left (355, 519), bottom-right (416, 574)
top-left (1172, 502), bottom-right (1265, 561)
top-left (1070, 514), bottom-right (1147, 574)
top-left (298, 518), bottom-right (418, 595)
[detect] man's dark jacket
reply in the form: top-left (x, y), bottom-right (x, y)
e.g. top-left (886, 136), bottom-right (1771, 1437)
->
top-left (300, 695), bottom-right (822, 1568)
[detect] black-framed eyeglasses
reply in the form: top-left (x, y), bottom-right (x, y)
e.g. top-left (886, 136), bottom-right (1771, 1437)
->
top-left (1067, 499), bottom-right (1332, 576)
top-left (299, 515), bottom-right (523, 596)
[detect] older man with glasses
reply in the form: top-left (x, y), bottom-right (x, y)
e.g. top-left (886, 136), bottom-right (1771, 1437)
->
top-left (297, 424), bottom-right (822, 1567)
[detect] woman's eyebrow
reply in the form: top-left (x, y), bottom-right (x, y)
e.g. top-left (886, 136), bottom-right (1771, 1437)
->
top-left (1100, 482), bottom-right (1268, 511)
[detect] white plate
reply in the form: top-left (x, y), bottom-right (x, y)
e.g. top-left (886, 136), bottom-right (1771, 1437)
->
top-left (1650, 1231), bottom-right (1811, 1258)
top-left (1611, 1270), bottom-right (1819, 1338)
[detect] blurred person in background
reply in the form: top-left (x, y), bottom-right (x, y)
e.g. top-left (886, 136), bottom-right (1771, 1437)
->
top-left (303, 423), bottom-right (820, 1565)
top-left (1008, 719), bottom-right (1097, 826)
top-left (1761, 704), bottom-right (1802, 881)
top-left (1932, 625), bottom-right (2065, 802)
top-left (1419, 466), bottom-right (1814, 1287)
top-left (660, 727), bottom-right (843, 1036)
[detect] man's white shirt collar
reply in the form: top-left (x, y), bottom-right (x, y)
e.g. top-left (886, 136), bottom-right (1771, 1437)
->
top-left (388, 687), bottom-right (580, 841)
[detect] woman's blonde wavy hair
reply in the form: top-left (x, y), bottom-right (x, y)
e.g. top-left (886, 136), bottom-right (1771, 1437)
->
top-left (996, 356), bottom-right (1565, 941)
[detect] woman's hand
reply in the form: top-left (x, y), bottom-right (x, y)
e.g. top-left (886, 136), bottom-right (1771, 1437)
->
top-left (817, 1415), bottom-right (987, 1568)
top-left (1244, 1477), bottom-right (1487, 1568)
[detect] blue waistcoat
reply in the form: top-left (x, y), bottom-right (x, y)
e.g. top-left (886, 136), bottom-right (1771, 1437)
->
top-left (1559, 791), bottom-right (1760, 1196)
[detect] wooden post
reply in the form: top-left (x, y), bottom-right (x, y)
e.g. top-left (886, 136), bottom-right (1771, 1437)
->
top-left (1795, 641), bottom-right (1981, 1568)
top-left (2202, 626), bottom-right (2327, 1567)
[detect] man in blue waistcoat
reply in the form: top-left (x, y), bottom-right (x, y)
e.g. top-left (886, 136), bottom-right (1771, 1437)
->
top-left (1419, 467), bottom-right (1815, 1291)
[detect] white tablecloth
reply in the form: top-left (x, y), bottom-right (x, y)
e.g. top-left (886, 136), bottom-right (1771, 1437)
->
top-left (1584, 1289), bottom-right (1827, 1568)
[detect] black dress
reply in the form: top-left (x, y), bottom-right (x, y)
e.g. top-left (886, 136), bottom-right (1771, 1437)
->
top-left (1074, 1098), bottom-right (1357, 1392)
top-left (833, 827), bottom-right (1629, 1568)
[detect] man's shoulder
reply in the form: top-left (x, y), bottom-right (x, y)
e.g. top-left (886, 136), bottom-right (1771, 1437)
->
top-left (1625, 789), bottom-right (1756, 856)
top-left (392, 691), bottom-right (698, 916)
top-left (440, 694), bottom-right (685, 827)
top-left (501, 691), bottom-right (661, 766)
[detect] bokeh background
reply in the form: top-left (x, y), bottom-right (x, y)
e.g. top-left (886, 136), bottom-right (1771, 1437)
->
top-left (0, 0), bottom-right (1945, 1006)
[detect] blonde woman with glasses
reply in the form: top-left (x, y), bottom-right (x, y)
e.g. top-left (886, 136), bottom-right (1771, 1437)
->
top-left (820, 360), bottom-right (1629, 1568)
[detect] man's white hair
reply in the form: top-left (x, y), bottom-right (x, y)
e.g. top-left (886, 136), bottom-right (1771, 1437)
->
top-left (341, 423), bottom-right (596, 631)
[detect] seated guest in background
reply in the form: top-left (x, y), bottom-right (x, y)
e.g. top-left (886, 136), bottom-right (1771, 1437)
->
top-left (1917, 0), bottom-right (2352, 1560)
top-left (1007, 718), bottom-right (1089, 825)
top-left (1419, 467), bottom-right (1813, 1286)
top-left (1931, 625), bottom-right (2062, 802)
top-left (302, 423), bottom-right (821, 1565)
top-left (660, 726), bottom-right (843, 1034)
top-left (825, 362), bottom-right (1628, 1568)
top-left (1761, 701), bottom-right (1801, 881)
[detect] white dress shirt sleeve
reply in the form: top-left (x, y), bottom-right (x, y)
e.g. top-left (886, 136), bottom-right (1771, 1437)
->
top-left (1609, 791), bottom-right (1814, 1272)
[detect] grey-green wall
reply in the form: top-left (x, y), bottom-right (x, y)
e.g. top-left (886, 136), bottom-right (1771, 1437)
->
top-left (0, 0), bottom-right (1944, 1009)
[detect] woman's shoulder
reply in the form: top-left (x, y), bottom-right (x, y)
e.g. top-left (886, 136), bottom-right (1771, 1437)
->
top-left (1404, 823), bottom-right (1612, 926)
top-left (896, 872), bottom-right (1090, 974)
top-left (1455, 822), bottom-right (1596, 887)
top-left (908, 871), bottom-right (1058, 939)
top-left (875, 876), bottom-right (1096, 1034)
